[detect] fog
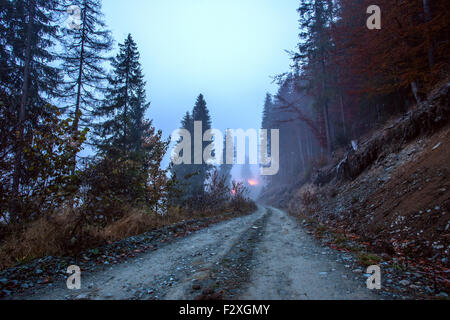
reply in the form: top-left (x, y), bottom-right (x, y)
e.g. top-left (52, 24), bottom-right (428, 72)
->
top-left (102, 0), bottom-right (300, 173)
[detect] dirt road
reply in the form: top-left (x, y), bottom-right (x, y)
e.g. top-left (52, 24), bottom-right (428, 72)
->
top-left (19, 206), bottom-right (380, 300)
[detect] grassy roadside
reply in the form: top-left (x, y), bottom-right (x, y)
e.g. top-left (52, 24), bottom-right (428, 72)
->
top-left (0, 202), bottom-right (257, 272)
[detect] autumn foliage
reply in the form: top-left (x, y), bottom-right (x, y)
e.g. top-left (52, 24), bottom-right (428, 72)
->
top-left (260, 0), bottom-right (449, 197)
top-left (331, 0), bottom-right (449, 97)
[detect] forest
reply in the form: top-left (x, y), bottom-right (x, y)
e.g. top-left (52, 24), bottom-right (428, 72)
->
top-left (0, 0), bottom-right (449, 300)
top-left (260, 0), bottom-right (448, 196)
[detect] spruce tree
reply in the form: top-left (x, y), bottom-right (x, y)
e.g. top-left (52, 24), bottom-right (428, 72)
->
top-left (170, 95), bottom-right (213, 203)
top-left (60, 0), bottom-right (112, 133)
top-left (191, 94), bottom-right (212, 196)
top-left (261, 93), bottom-right (274, 157)
top-left (295, 0), bottom-right (335, 157)
top-left (3, 0), bottom-right (63, 212)
top-left (91, 34), bottom-right (167, 210)
top-left (170, 111), bottom-right (195, 204)
top-left (94, 34), bottom-right (148, 154)
top-left (0, 0), bottom-right (13, 94)
top-left (7, 0), bottom-right (62, 117)
top-left (261, 93), bottom-right (273, 130)
top-left (171, 111), bottom-right (194, 181)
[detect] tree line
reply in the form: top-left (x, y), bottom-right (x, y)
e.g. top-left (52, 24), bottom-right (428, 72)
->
top-left (169, 94), bottom-right (253, 213)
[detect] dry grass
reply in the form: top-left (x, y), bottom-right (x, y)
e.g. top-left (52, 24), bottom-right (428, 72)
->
top-left (101, 206), bottom-right (191, 242)
top-left (0, 209), bottom-right (103, 269)
top-left (0, 203), bottom-right (257, 271)
top-left (300, 184), bottom-right (319, 207)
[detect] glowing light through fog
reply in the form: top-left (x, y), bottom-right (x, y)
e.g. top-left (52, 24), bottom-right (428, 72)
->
top-left (248, 179), bottom-right (259, 186)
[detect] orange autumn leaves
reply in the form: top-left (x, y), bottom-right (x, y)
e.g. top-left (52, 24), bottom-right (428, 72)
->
top-left (330, 0), bottom-right (449, 97)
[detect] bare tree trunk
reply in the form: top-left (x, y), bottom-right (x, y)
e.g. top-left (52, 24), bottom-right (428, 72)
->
top-left (422, 0), bottom-right (435, 69)
top-left (301, 132), bottom-right (307, 171)
top-left (323, 102), bottom-right (332, 156)
top-left (12, 1), bottom-right (35, 212)
top-left (295, 125), bottom-right (305, 169)
top-left (123, 59), bottom-right (130, 153)
top-left (307, 130), bottom-right (313, 161)
top-left (71, 2), bottom-right (87, 176)
top-left (340, 94), bottom-right (347, 137)
top-left (73, 2), bottom-right (87, 133)
top-left (316, 0), bottom-right (333, 159)
top-left (411, 81), bottom-right (422, 105)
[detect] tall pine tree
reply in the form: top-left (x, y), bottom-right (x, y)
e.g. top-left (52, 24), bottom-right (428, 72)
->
top-left (90, 34), bottom-right (167, 211)
top-left (170, 111), bottom-right (195, 204)
top-left (171, 111), bottom-right (194, 182)
top-left (0, 0), bottom-right (13, 95)
top-left (261, 93), bottom-right (273, 130)
top-left (170, 94), bottom-right (213, 204)
top-left (261, 93), bottom-right (274, 156)
top-left (191, 94), bottom-right (212, 196)
top-left (1, 0), bottom-right (63, 215)
top-left (60, 0), bottom-right (112, 134)
top-left (94, 34), bottom-right (148, 154)
top-left (295, 0), bottom-right (335, 157)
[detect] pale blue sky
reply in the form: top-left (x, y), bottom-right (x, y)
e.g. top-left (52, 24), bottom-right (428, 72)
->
top-left (102, 0), bottom-right (299, 167)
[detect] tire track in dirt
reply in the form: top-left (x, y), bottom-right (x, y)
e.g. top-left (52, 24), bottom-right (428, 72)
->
top-left (182, 209), bottom-right (272, 300)
top-left (240, 207), bottom-right (381, 300)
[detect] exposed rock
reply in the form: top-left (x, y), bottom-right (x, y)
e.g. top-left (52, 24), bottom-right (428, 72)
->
top-left (399, 280), bottom-right (411, 286)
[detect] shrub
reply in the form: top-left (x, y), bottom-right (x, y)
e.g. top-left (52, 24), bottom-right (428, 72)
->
top-left (0, 103), bottom-right (87, 223)
top-left (204, 169), bottom-right (231, 211)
